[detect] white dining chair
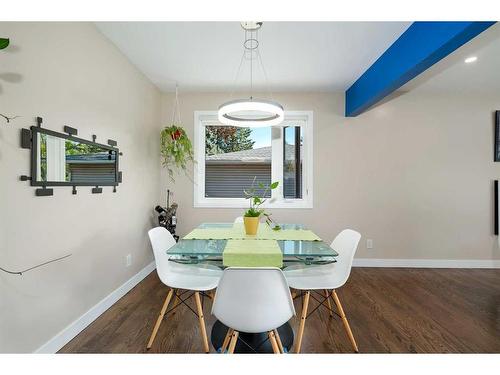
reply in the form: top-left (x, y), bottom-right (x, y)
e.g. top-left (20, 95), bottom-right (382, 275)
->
top-left (212, 267), bottom-right (296, 354)
top-left (147, 227), bottom-right (222, 353)
top-left (233, 216), bottom-right (244, 224)
top-left (284, 229), bottom-right (361, 353)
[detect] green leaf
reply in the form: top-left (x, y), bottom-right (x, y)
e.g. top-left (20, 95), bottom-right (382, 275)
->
top-left (0, 38), bottom-right (9, 50)
top-left (270, 181), bottom-right (279, 189)
top-left (244, 207), bottom-right (261, 217)
top-left (258, 182), bottom-right (264, 189)
top-left (253, 197), bottom-right (261, 205)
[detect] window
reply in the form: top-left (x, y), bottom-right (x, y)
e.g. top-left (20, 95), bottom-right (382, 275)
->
top-left (194, 111), bottom-right (313, 208)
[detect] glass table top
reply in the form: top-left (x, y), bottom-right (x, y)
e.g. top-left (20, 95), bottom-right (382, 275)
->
top-left (167, 223), bottom-right (338, 261)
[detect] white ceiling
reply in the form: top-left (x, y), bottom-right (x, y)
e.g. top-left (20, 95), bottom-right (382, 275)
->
top-left (95, 22), bottom-right (411, 93)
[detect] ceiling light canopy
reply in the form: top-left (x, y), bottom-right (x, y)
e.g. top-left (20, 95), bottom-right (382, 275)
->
top-left (218, 22), bottom-right (284, 128)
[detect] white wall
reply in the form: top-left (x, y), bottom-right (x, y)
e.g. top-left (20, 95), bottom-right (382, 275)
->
top-left (161, 90), bottom-right (500, 263)
top-left (0, 23), bottom-right (161, 352)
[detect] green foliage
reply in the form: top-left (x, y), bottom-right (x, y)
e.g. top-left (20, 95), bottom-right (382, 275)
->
top-left (244, 207), bottom-right (263, 217)
top-left (205, 126), bottom-right (255, 155)
top-left (65, 140), bottom-right (103, 155)
top-left (0, 38), bottom-right (9, 50)
top-left (40, 134), bottom-right (47, 181)
top-left (160, 125), bottom-right (194, 182)
top-left (243, 177), bottom-right (281, 230)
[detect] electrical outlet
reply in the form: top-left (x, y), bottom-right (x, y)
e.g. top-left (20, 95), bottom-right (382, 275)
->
top-left (125, 254), bottom-right (132, 267)
top-left (366, 239), bottom-right (373, 249)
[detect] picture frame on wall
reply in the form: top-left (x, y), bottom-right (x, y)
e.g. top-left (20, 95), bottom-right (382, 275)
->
top-left (495, 111), bottom-right (500, 161)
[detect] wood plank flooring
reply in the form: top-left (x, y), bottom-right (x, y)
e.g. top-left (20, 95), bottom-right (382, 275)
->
top-left (59, 268), bottom-right (500, 353)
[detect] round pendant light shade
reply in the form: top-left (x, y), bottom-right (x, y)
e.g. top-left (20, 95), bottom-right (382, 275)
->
top-left (218, 98), bottom-right (284, 127)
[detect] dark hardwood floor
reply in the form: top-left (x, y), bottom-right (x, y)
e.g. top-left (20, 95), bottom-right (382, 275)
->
top-left (59, 268), bottom-right (500, 353)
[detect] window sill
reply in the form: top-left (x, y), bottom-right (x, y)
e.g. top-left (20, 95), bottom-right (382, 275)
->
top-left (193, 197), bottom-right (313, 209)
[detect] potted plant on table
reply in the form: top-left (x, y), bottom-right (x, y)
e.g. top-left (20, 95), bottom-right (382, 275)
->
top-left (243, 178), bottom-right (281, 235)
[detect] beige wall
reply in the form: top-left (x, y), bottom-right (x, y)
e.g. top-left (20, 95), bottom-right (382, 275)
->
top-left (0, 23), bottom-right (161, 352)
top-left (161, 90), bottom-right (500, 262)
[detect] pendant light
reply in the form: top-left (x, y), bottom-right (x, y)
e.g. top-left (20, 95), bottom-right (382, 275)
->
top-left (218, 22), bottom-right (284, 128)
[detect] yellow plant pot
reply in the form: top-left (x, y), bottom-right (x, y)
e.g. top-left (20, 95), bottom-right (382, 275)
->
top-left (243, 216), bottom-right (260, 235)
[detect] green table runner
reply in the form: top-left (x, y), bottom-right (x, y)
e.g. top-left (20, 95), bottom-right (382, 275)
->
top-left (223, 239), bottom-right (283, 268)
top-left (183, 223), bottom-right (321, 241)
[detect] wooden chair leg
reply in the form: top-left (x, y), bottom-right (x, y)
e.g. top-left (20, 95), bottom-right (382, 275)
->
top-left (147, 288), bottom-right (174, 349)
top-left (228, 331), bottom-right (239, 354)
top-left (331, 290), bottom-right (359, 352)
top-left (294, 290), bottom-right (310, 353)
top-left (324, 289), bottom-right (334, 317)
top-left (220, 328), bottom-right (234, 353)
top-left (194, 291), bottom-right (210, 353)
top-left (268, 331), bottom-right (280, 354)
top-left (274, 329), bottom-right (284, 353)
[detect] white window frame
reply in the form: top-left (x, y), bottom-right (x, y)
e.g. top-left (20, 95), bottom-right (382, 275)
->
top-left (193, 110), bottom-right (313, 209)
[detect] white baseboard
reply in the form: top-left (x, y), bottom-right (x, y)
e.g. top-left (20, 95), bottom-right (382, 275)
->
top-left (353, 258), bottom-right (500, 268)
top-left (35, 261), bottom-right (156, 354)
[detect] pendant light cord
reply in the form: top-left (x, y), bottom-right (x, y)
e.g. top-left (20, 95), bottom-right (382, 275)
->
top-left (227, 23), bottom-right (275, 102)
top-left (257, 47), bottom-right (274, 101)
top-left (229, 50), bottom-right (246, 101)
top-left (250, 29), bottom-right (253, 99)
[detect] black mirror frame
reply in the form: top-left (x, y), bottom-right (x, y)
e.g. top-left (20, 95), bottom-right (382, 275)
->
top-left (20, 118), bottom-right (122, 195)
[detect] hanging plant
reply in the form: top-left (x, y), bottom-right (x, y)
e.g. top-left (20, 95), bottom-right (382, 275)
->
top-left (160, 85), bottom-right (194, 181)
top-left (161, 124), bottom-right (194, 181)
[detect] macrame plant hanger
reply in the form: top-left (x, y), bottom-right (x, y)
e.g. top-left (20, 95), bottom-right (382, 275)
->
top-left (171, 84), bottom-right (182, 125)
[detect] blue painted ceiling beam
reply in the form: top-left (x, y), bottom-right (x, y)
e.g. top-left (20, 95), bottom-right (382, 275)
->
top-left (345, 21), bottom-right (496, 117)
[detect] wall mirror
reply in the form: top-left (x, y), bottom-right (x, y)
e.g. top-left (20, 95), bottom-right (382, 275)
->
top-left (33, 128), bottom-right (118, 185)
top-left (24, 124), bottom-right (121, 191)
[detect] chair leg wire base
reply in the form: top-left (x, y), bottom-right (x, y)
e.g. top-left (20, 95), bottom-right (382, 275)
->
top-left (293, 290), bottom-right (340, 319)
top-left (147, 288), bottom-right (213, 353)
top-left (307, 290), bottom-right (341, 319)
top-left (161, 290), bottom-right (212, 319)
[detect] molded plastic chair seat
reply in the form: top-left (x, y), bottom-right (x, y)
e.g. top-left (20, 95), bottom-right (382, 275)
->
top-left (284, 264), bottom-right (348, 290)
top-left (212, 267), bottom-right (295, 353)
top-left (160, 261), bottom-right (221, 291)
top-left (147, 226), bottom-right (222, 352)
top-left (284, 229), bottom-right (361, 353)
top-left (149, 226), bottom-right (222, 291)
top-left (284, 229), bottom-right (361, 291)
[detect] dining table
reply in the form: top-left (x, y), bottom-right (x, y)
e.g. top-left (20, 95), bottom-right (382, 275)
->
top-left (166, 222), bottom-right (338, 353)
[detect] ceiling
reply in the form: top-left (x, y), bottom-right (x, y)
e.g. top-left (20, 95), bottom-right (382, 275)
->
top-left (95, 22), bottom-right (411, 93)
top-left (401, 22), bottom-right (500, 94)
